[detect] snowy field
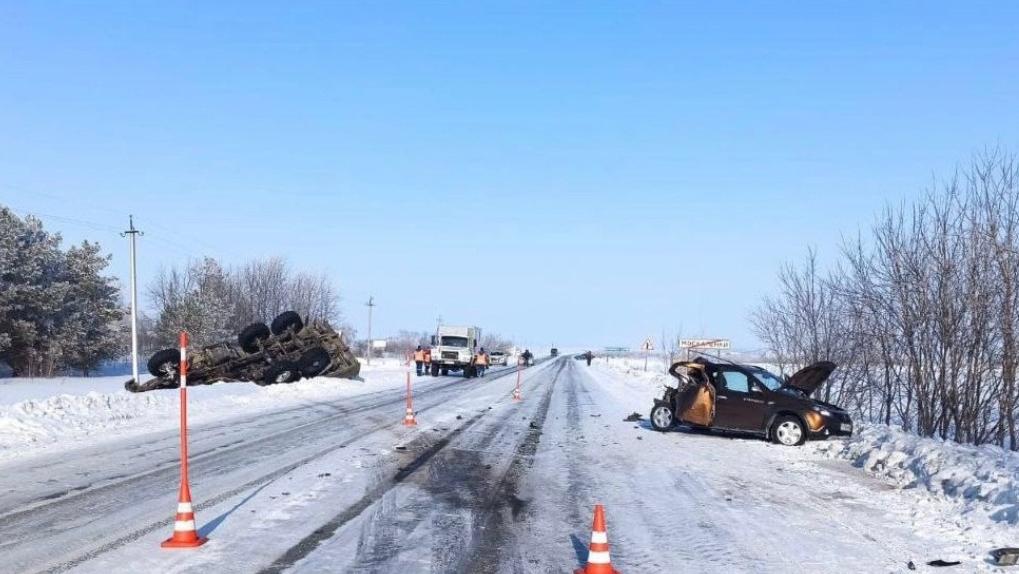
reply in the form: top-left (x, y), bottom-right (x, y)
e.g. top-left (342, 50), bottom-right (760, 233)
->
top-left (1, 356), bottom-right (1017, 572)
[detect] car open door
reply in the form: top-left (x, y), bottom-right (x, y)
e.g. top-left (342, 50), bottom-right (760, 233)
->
top-left (677, 381), bottom-right (715, 426)
top-left (711, 368), bottom-right (768, 431)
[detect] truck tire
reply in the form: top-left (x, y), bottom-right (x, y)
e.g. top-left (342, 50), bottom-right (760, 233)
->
top-left (239, 322), bottom-right (271, 353)
top-left (299, 347), bottom-right (331, 378)
top-left (430, 363), bottom-right (439, 376)
top-left (147, 348), bottom-right (181, 379)
top-left (259, 361), bottom-right (301, 386)
top-left (271, 311), bottom-right (304, 335)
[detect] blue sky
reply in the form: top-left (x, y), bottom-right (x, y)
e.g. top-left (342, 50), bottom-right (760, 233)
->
top-left (2, 2), bottom-right (1017, 350)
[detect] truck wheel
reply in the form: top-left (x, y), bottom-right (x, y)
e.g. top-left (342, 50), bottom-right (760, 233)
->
top-left (650, 403), bottom-right (675, 431)
top-left (147, 348), bottom-right (181, 379)
top-left (299, 347), bottom-right (331, 377)
top-left (271, 311), bottom-right (304, 335)
top-left (260, 361), bottom-right (301, 386)
top-left (430, 363), bottom-right (439, 376)
top-left (239, 323), bottom-right (271, 353)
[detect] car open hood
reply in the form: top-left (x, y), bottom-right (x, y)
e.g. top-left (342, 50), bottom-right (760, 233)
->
top-left (782, 361), bottom-right (837, 396)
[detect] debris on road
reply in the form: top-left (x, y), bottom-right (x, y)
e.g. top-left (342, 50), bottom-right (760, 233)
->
top-left (624, 412), bottom-right (643, 422)
top-left (991, 548), bottom-right (1019, 566)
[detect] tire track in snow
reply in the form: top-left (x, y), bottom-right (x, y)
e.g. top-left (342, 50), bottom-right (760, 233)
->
top-left (257, 360), bottom-right (563, 573)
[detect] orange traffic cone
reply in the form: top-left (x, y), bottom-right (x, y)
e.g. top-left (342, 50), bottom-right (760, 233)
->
top-left (403, 372), bottom-right (418, 426)
top-left (403, 405), bottom-right (418, 426)
top-left (162, 331), bottom-right (206, 549)
top-left (575, 504), bottom-right (619, 574)
top-left (161, 482), bottom-right (206, 548)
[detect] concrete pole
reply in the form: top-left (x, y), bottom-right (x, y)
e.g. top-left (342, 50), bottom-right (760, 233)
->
top-left (121, 216), bottom-right (142, 383)
top-left (365, 296), bottom-right (375, 365)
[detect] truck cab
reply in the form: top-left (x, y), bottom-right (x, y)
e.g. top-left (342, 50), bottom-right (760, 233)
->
top-left (430, 325), bottom-right (482, 378)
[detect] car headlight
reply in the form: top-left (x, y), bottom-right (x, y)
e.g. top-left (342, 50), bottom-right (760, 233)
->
top-left (813, 407), bottom-right (832, 417)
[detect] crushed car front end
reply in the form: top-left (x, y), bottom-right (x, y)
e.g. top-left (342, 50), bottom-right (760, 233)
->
top-left (802, 403), bottom-right (853, 439)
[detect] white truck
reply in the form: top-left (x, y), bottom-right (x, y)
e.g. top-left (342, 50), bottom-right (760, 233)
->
top-left (430, 325), bottom-right (482, 378)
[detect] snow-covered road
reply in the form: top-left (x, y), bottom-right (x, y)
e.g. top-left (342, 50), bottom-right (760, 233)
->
top-left (1, 357), bottom-right (1011, 573)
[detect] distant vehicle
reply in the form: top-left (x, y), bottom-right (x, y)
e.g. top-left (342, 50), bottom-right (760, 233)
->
top-left (550, 347), bottom-right (559, 357)
top-left (649, 358), bottom-right (852, 446)
top-left (488, 350), bottom-right (509, 366)
top-left (126, 311), bottom-right (361, 392)
top-left (430, 325), bottom-right (482, 378)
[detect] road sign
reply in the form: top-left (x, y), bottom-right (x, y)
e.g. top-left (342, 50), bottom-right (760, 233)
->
top-left (680, 338), bottom-right (731, 350)
top-left (640, 337), bottom-right (654, 371)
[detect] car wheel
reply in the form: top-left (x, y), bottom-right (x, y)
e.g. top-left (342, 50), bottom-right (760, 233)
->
top-left (271, 311), bottom-right (304, 335)
top-left (772, 416), bottom-right (806, 446)
top-left (650, 403), bottom-right (675, 431)
top-left (239, 322), bottom-right (271, 353)
top-left (147, 348), bottom-right (181, 379)
top-left (260, 361), bottom-right (301, 386)
top-left (298, 346), bottom-right (331, 377)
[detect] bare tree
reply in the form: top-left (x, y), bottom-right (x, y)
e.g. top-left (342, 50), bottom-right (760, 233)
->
top-left (753, 149), bottom-right (1019, 449)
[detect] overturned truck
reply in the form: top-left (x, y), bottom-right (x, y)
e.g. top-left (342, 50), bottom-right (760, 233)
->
top-left (125, 311), bottom-right (361, 393)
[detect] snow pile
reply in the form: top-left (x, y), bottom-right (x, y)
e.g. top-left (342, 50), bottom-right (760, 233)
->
top-left (811, 424), bottom-right (1019, 524)
top-left (0, 361), bottom-right (407, 461)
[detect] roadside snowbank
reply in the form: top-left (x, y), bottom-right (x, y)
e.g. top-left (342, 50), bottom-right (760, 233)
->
top-left (0, 358), bottom-right (408, 462)
top-left (811, 424), bottom-right (1019, 525)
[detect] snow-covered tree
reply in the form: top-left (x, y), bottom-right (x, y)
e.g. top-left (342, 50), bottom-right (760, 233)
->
top-left (58, 242), bottom-right (124, 375)
top-left (0, 208), bottom-right (67, 375)
top-left (149, 257), bottom-right (234, 347)
top-left (0, 207), bottom-right (123, 376)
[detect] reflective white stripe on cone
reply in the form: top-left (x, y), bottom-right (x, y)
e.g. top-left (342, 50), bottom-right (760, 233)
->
top-left (575, 504), bottom-right (619, 574)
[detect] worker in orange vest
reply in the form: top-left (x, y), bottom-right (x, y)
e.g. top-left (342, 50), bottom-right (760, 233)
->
top-left (423, 347), bottom-right (432, 376)
top-left (413, 345), bottom-right (426, 376)
top-left (474, 347), bottom-right (490, 378)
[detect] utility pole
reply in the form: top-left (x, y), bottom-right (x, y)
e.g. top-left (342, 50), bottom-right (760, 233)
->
top-left (365, 296), bottom-right (375, 365)
top-left (121, 216), bottom-right (143, 384)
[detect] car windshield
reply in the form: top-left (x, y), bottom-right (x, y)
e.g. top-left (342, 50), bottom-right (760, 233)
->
top-left (750, 368), bottom-right (786, 391)
top-left (440, 336), bottom-right (469, 347)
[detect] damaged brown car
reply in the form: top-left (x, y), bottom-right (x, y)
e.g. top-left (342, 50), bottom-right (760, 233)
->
top-left (649, 358), bottom-right (852, 446)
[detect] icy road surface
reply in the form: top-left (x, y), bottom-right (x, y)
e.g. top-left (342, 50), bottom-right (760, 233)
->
top-left (0, 357), bottom-right (1006, 573)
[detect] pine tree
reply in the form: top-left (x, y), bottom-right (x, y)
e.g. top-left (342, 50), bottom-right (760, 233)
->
top-left (0, 208), bottom-right (67, 376)
top-left (0, 207), bottom-right (124, 376)
top-left (58, 242), bottom-right (124, 375)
